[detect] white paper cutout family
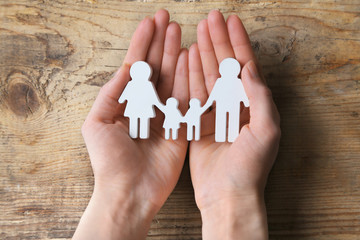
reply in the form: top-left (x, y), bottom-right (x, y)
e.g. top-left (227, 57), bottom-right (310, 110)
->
top-left (118, 58), bottom-right (249, 142)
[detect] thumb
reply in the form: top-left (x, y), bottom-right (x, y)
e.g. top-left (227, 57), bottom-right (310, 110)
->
top-left (241, 60), bottom-right (280, 138)
top-left (88, 64), bottom-right (131, 123)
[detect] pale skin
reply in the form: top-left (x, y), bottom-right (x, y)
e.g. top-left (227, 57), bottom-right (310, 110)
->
top-left (73, 9), bottom-right (280, 240)
top-left (189, 10), bottom-right (280, 240)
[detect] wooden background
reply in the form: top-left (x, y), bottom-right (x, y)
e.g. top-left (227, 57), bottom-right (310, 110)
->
top-left (1, 0), bottom-right (359, 239)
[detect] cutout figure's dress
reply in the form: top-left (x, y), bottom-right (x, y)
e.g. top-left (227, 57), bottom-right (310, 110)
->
top-left (122, 80), bottom-right (159, 119)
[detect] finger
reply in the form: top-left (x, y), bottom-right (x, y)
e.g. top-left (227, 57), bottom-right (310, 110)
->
top-left (189, 43), bottom-right (208, 106)
top-left (172, 49), bottom-right (189, 115)
top-left (123, 16), bottom-right (155, 66)
top-left (88, 64), bottom-right (131, 123)
top-left (157, 22), bottom-right (181, 103)
top-left (227, 14), bottom-right (266, 83)
top-left (241, 61), bottom-right (280, 136)
top-left (197, 19), bottom-right (219, 94)
top-left (189, 43), bottom-right (215, 137)
top-left (105, 17), bottom-right (155, 101)
top-left (88, 17), bottom-right (155, 122)
top-left (207, 10), bottom-right (235, 63)
top-left (146, 9), bottom-right (169, 85)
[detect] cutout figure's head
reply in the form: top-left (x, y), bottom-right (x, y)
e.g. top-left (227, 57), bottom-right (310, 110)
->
top-left (130, 61), bottom-right (152, 81)
top-left (219, 58), bottom-right (241, 78)
top-left (189, 98), bottom-right (201, 108)
top-left (166, 97), bottom-right (178, 108)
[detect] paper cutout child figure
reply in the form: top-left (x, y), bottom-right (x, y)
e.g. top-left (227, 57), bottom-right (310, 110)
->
top-left (183, 98), bottom-right (204, 141)
top-left (202, 58), bottom-right (249, 142)
top-left (118, 61), bottom-right (164, 139)
top-left (162, 97), bottom-right (183, 140)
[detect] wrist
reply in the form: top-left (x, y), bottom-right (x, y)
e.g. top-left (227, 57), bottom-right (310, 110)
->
top-left (200, 194), bottom-right (268, 240)
top-left (95, 183), bottom-right (157, 238)
top-left (73, 182), bottom-right (157, 240)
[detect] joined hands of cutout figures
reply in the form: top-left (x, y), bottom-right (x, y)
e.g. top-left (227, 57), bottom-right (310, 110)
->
top-left (118, 57), bottom-right (249, 142)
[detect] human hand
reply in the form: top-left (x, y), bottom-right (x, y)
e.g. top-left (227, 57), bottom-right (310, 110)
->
top-left (73, 9), bottom-right (189, 240)
top-left (188, 10), bottom-right (280, 239)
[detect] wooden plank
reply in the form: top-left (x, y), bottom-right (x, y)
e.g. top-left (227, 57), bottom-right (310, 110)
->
top-left (0, 0), bottom-right (359, 239)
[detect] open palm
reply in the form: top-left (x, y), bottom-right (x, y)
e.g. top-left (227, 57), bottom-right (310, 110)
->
top-left (81, 10), bottom-right (189, 211)
top-left (188, 11), bottom-right (281, 211)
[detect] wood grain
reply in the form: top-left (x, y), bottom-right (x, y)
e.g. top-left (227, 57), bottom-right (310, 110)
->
top-left (0, 0), bottom-right (359, 239)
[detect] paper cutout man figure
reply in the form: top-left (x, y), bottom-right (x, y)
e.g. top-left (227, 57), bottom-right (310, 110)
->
top-left (118, 61), bottom-right (163, 139)
top-left (183, 98), bottom-right (204, 141)
top-left (202, 58), bottom-right (249, 142)
top-left (162, 97), bottom-right (183, 140)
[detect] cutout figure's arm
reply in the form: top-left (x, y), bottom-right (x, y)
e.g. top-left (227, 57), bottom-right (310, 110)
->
top-left (201, 83), bottom-right (218, 112)
top-left (201, 95), bottom-right (215, 112)
top-left (181, 116), bottom-right (187, 123)
top-left (243, 94), bottom-right (250, 107)
top-left (202, 101), bottom-right (213, 113)
top-left (154, 100), bottom-right (165, 113)
top-left (182, 111), bottom-right (189, 123)
top-left (149, 82), bottom-right (165, 112)
top-left (118, 86), bottom-right (129, 104)
top-left (199, 106), bottom-right (209, 115)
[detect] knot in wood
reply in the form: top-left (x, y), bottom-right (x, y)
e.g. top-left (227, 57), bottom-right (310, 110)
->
top-left (7, 73), bottom-right (40, 117)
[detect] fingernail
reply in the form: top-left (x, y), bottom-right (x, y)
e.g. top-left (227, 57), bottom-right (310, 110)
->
top-left (247, 60), bottom-right (260, 79)
top-left (110, 63), bottom-right (130, 82)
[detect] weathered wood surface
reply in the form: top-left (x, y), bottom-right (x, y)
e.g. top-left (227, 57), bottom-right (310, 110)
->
top-left (0, 0), bottom-right (359, 239)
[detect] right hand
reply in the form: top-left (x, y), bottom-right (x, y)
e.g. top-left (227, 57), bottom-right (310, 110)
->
top-left (188, 10), bottom-right (281, 239)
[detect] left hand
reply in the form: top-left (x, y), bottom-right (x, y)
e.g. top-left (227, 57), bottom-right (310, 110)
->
top-left (73, 9), bottom-right (189, 240)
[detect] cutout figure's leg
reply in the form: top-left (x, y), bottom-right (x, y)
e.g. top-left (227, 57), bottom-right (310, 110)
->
top-left (172, 128), bottom-right (178, 140)
top-left (129, 117), bottom-right (139, 138)
top-left (215, 110), bottom-right (226, 142)
top-left (187, 124), bottom-right (193, 141)
top-left (140, 118), bottom-right (150, 139)
top-left (228, 107), bottom-right (240, 142)
top-left (165, 128), bottom-right (170, 140)
top-left (195, 124), bottom-right (200, 141)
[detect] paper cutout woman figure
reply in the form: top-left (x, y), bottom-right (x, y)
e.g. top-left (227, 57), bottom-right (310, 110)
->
top-left (183, 98), bottom-right (204, 141)
top-left (202, 58), bottom-right (249, 142)
top-left (118, 61), bottom-right (163, 139)
top-left (162, 98), bottom-right (183, 140)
